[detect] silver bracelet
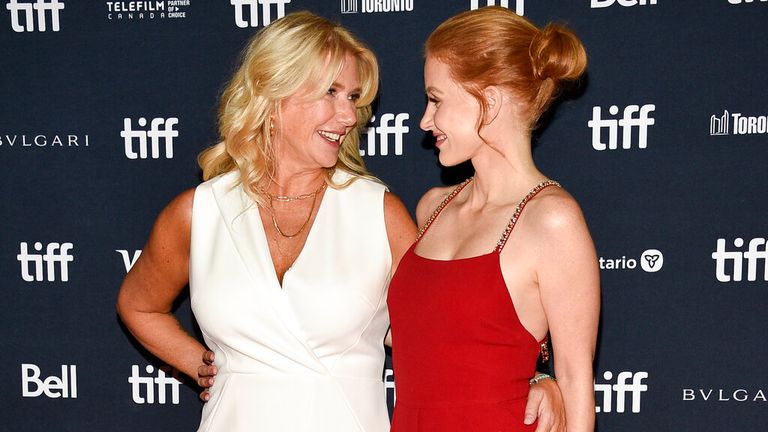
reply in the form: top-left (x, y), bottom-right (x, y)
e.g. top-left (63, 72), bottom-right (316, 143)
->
top-left (529, 373), bottom-right (556, 386)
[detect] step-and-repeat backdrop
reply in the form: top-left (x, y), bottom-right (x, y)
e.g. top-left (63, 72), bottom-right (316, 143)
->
top-left (2, 1), bottom-right (766, 431)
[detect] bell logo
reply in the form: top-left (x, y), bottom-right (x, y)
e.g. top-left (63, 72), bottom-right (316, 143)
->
top-left (359, 113), bottom-right (409, 156)
top-left (129, 364), bottom-right (183, 404)
top-left (588, 104), bottom-right (655, 151)
top-left (121, 117), bottom-right (178, 159)
top-left (6, 0), bottom-right (64, 32)
top-left (470, 0), bottom-right (524, 14)
top-left (230, 0), bottom-right (290, 28)
top-left (591, 0), bottom-right (657, 8)
top-left (17, 242), bottom-right (74, 282)
top-left (22, 364), bottom-right (77, 398)
top-left (594, 371), bottom-right (648, 413)
top-left (712, 238), bottom-right (768, 282)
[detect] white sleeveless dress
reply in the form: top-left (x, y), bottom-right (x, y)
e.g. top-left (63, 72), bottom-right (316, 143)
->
top-left (189, 169), bottom-right (392, 432)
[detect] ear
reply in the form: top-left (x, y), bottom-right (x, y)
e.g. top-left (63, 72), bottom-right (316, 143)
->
top-left (481, 86), bottom-right (503, 125)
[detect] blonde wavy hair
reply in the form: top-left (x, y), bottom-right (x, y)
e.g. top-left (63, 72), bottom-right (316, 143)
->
top-left (198, 11), bottom-right (380, 205)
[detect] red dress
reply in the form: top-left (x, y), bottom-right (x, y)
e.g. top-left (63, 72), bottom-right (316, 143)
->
top-left (387, 179), bottom-right (558, 432)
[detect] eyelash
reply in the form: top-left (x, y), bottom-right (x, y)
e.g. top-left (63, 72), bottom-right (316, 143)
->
top-left (328, 88), bottom-right (361, 102)
top-left (428, 96), bottom-right (440, 105)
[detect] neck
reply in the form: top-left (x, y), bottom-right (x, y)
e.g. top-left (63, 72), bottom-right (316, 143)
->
top-left (267, 166), bottom-right (329, 197)
top-left (466, 131), bottom-right (546, 207)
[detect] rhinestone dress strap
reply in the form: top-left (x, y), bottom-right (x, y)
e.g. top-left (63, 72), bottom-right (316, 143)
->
top-left (415, 177), bottom-right (474, 242)
top-left (495, 180), bottom-right (561, 253)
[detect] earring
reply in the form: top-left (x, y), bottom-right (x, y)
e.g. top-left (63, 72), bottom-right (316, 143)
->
top-left (269, 117), bottom-right (275, 136)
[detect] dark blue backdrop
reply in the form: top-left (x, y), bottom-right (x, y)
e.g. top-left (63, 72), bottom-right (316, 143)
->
top-left (3, 1), bottom-right (767, 431)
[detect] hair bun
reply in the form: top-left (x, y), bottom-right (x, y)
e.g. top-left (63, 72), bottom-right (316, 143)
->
top-left (529, 23), bottom-right (587, 83)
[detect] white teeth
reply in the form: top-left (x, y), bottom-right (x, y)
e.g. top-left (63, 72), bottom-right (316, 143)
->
top-left (318, 131), bottom-right (341, 142)
top-left (436, 135), bottom-right (447, 141)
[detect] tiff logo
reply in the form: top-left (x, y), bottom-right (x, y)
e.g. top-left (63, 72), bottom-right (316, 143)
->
top-left (360, 113), bottom-right (409, 156)
top-left (116, 249), bottom-right (142, 272)
top-left (710, 110), bottom-right (729, 135)
top-left (121, 117), bottom-right (178, 159)
top-left (129, 364), bottom-right (183, 404)
top-left (231, 0), bottom-right (290, 28)
top-left (588, 104), bottom-right (655, 151)
top-left (22, 364), bottom-right (77, 398)
top-left (6, 0), bottom-right (64, 32)
top-left (470, 0), bottom-right (523, 14)
top-left (712, 238), bottom-right (768, 282)
top-left (17, 242), bottom-right (74, 282)
top-left (595, 371), bottom-right (648, 413)
top-left (384, 368), bottom-right (396, 403)
top-left (591, 0), bottom-right (657, 7)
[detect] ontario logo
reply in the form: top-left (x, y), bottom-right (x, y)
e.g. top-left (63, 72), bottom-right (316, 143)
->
top-left (599, 249), bottom-right (663, 273)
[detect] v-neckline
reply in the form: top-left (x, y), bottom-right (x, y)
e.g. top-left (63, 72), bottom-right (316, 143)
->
top-left (256, 184), bottom-right (332, 291)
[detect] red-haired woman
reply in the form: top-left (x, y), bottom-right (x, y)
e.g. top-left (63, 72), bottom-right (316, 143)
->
top-left (388, 7), bottom-right (600, 432)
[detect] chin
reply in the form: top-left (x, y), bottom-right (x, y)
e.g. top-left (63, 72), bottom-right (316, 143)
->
top-left (437, 152), bottom-right (464, 168)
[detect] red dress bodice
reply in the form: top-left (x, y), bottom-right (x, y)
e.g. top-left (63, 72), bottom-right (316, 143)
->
top-left (387, 179), bottom-right (558, 432)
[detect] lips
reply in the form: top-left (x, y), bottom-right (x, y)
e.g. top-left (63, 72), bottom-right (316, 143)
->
top-left (434, 133), bottom-right (447, 147)
top-left (318, 130), bottom-right (343, 143)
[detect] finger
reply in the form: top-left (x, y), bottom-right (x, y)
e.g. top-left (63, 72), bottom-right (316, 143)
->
top-left (523, 387), bottom-right (544, 425)
top-left (197, 375), bottom-right (214, 387)
top-left (198, 364), bottom-right (218, 378)
top-left (202, 350), bottom-right (215, 365)
top-left (199, 390), bottom-right (210, 402)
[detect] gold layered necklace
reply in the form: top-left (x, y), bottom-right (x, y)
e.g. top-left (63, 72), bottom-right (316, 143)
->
top-left (267, 182), bottom-right (326, 239)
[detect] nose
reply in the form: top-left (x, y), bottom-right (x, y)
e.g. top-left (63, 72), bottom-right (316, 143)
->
top-left (337, 98), bottom-right (357, 127)
top-left (419, 104), bottom-right (434, 131)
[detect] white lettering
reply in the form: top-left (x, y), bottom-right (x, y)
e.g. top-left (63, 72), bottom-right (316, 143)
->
top-left (116, 250), bottom-right (143, 272)
top-left (17, 242), bottom-right (74, 282)
top-left (713, 237), bottom-right (768, 282)
top-left (21, 364), bottom-right (77, 398)
top-left (129, 364), bottom-right (183, 404)
top-left (591, 0), bottom-right (657, 8)
top-left (121, 117), bottom-right (178, 159)
top-left (230, 0), bottom-right (290, 27)
top-left (6, 0), bottom-right (65, 32)
top-left (595, 371), bottom-right (648, 413)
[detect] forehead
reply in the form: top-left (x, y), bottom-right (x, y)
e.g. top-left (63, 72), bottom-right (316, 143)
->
top-left (292, 54), bottom-right (360, 100)
top-left (424, 56), bottom-right (453, 84)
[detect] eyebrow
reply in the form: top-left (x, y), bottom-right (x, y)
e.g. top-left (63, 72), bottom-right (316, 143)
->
top-left (425, 86), bottom-right (443, 94)
top-left (332, 81), bottom-right (362, 93)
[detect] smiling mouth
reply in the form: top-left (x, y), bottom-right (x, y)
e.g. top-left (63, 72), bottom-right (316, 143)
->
top-left (434, 134), bottom-right (447, 145)
top-left (318, 130), bottom-right (343, 143)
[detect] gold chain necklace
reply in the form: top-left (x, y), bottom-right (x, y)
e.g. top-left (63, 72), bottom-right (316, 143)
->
top-left (270, 184), bottom-right (325, 238)
top-left (263, 182), bottom-right (326, 202)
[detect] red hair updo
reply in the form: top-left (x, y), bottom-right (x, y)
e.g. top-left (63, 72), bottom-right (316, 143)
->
top-left (426, 6), bottom-right (586, 131)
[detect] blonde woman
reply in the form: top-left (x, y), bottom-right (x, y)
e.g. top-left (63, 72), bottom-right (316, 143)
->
top-left (118, 11), bottom-right (564, 432)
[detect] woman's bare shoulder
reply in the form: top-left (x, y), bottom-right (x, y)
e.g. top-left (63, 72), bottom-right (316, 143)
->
top-left (415, 184), bottom-right (456, 227)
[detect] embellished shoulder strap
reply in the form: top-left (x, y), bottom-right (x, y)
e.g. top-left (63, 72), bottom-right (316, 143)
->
top-left (415, 177), bottom-right (473, 242)
top-left (495, 180), bottom-right (561, 253)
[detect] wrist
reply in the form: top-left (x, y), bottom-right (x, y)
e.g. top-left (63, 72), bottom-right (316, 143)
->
top-left (529, 372), bottom-right (556, 386)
